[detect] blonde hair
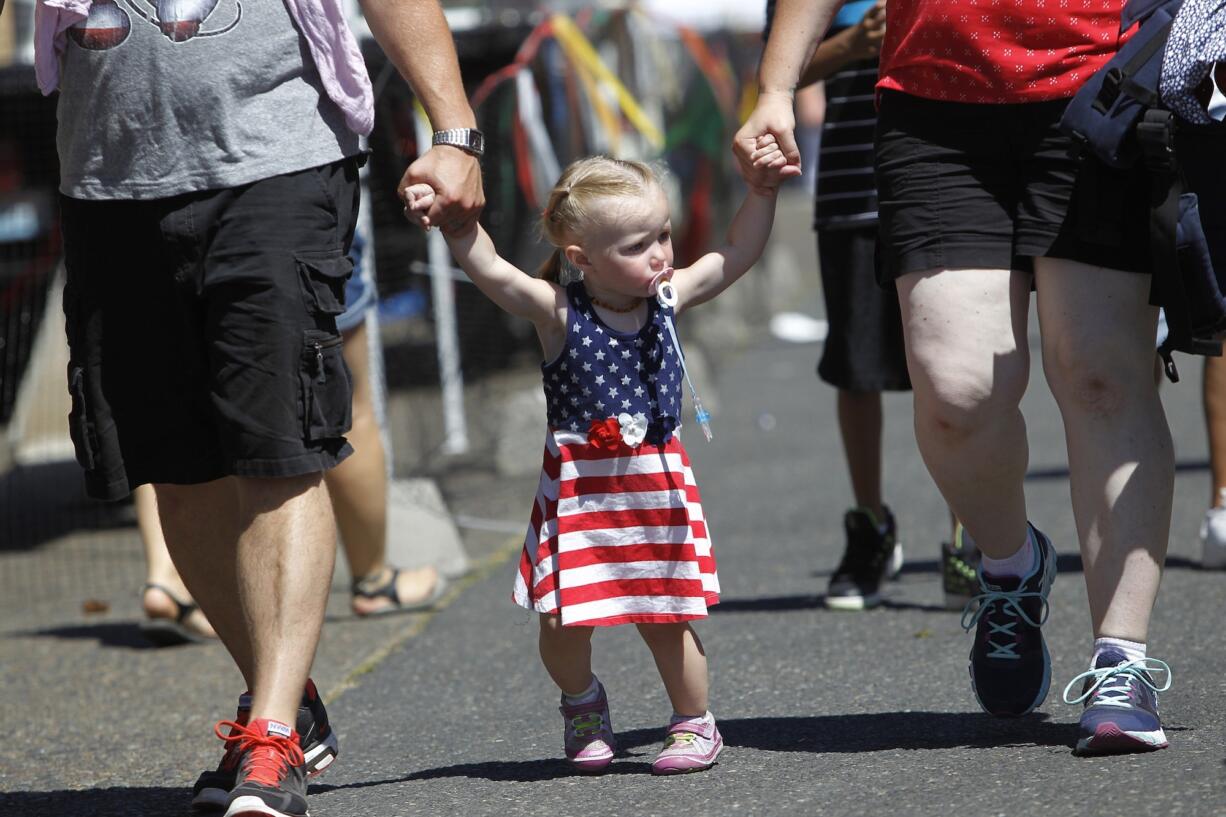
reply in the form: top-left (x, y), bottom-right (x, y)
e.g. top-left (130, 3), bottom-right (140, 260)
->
top-left (536, 156), bottom-right (663, 283)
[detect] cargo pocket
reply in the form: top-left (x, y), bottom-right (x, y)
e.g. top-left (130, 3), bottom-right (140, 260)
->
top-left (298, 330), bottom-right (352, 442)
top-left (66, 364), bottom-right (98, 471)
top-left (295, 252), bottom-right (352, 318)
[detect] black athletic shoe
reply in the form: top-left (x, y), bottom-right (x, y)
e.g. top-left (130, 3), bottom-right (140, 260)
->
top-left (825, 507), bottom-right (902, 611)
top-left (192, 679), bottom-right (337, 811)
top-left (220, 718), bottom-right (308, 817)
top-left (942, 524), bottom-right (981, 611)
top-left (961, 525), bottom-right (1057, 716)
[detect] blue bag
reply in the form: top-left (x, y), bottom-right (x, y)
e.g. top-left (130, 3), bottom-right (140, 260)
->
top-left (1060, 0), bottom-right (1226, 368)
top-left (1060, 0), bottom-right (1180, 168)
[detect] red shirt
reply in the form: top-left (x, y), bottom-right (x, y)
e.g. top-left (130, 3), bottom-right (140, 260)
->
top-left (877, 1), bottom-right (1130, 104)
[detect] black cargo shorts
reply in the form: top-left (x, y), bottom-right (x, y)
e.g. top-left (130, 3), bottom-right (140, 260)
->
top-left (60, 157), bottom-right (361, 501)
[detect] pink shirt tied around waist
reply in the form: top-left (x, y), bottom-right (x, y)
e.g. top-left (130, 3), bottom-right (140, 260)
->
top-left (33, 0), bottom-right (375, 137)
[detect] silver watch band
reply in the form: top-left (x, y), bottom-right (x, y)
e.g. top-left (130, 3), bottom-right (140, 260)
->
top-left (432, 128), bottom-right (485, 157)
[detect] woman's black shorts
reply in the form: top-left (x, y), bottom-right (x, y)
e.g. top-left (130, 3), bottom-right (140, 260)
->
top-left (60, 158), bottom-right (361, 501)
top-left (874, 90), bottom-right (1153, 282)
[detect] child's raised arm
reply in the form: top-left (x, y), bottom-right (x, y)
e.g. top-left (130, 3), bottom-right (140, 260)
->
top-left (405, 184), bottom-right (563, 328)
top-left (671, 136), bottom-right (784, 312)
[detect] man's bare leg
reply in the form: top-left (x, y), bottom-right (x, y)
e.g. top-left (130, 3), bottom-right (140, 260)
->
top-left (156, 474), bottom-right (336, 727)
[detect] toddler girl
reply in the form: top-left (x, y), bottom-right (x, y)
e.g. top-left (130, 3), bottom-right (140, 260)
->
top-left (404, 143), bottom-right (784, 774)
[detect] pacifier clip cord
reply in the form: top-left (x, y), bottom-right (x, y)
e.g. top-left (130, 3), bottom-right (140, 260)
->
top-left (653, 271), bottom-right (713, 442)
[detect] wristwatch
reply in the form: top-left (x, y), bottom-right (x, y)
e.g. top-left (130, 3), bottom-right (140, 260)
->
top-left (432, 128), bottom-right (485, 157)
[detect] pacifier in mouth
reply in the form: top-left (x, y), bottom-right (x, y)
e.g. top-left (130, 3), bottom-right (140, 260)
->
top-left (648, 267), bottom-right (674, 297)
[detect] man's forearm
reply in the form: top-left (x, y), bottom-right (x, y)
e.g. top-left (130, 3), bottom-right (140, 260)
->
top-left (760, 0), bottom-right (846, 96)
top-left (359, 0), bottom-right (476, 130)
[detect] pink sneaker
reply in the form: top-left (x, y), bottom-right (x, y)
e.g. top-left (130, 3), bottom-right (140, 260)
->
top-left (559, 681), bottom-right (617, 773)
top-left (651, 713), bottom-right (723, 775)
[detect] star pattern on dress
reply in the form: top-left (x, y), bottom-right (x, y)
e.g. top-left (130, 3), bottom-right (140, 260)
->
top-left (546, 285), bottom-right (685, 436)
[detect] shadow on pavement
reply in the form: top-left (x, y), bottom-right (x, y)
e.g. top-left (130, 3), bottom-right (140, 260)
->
top-left (12, 621), bottom-right (173, 649)
top-left (710, 594), bottom-right (950, 614)
top-left (0, 787), bottom-right (192, 817)
top-left (325, 713), bottom-right (1079, 785)
top-left (618, 713), bottom-right (1077, 753)
top-left (818, 553), bottom-right (1202, 580)
top-left (313, 757), bottom-right (656, 787)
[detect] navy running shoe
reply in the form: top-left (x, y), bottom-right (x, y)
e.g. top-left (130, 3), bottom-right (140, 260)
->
top-left (960, 525), bottom-right (1057, 716)
top-left (1063, 651), bottom-right (1172, 755)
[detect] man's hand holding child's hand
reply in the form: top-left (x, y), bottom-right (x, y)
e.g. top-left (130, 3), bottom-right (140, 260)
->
top-left (402, 183), bottom-right (438, 230)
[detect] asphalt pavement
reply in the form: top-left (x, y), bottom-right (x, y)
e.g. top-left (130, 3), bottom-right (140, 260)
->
top-left (4, 198), bottom-right (1224, 814)
top-left (301, 329), bottom-right (1224, 817)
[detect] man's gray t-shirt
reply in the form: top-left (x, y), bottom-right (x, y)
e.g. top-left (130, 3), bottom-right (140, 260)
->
top-left (56, 0), bottom-right (361, 200)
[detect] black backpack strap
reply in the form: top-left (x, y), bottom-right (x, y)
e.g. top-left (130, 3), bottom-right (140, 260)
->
top-left (1092, 18), bottom-right (1174, 113)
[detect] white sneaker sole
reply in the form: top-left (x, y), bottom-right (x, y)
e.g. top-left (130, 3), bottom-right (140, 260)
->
top-left (825, 592), bottom-right (881, 611)
top-left (1076, 724), bottom-right (1168, 755)
top-left (223, 796), bottom-right (309, 817)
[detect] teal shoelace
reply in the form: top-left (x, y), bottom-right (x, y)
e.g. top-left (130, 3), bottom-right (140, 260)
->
top-left (1061, 658), bottom-right (1172, 706)
top-left (960, 587), bottom-right (1050, 660)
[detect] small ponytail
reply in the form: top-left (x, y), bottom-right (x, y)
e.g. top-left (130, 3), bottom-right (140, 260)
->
top-left (537, 248), bottom-right (564, 283)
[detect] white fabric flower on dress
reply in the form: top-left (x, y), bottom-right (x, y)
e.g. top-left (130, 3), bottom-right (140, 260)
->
top-left (618, 412), bottom-right (649, 447)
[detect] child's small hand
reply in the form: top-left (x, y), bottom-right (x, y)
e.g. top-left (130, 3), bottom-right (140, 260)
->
top-left (400, 183), bottom-right (437, 230)
top-left (749, 133), bottom-right (788, 191)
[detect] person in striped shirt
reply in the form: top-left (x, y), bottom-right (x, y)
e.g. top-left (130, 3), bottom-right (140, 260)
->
top-left (404, 149), bottom-right (785, 775)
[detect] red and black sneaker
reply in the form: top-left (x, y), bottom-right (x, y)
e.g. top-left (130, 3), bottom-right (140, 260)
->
top-left (192, 680), bottom-right (338, 811)
top-left (218, 718), bottom-right (308, 817)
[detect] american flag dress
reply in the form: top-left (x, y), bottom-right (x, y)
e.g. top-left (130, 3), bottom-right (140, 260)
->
top-left (512, 283), bottom-right (720, 627)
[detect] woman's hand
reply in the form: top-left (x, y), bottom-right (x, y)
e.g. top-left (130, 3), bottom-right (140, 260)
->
top-left (733, 91), bottom-right (803, 194)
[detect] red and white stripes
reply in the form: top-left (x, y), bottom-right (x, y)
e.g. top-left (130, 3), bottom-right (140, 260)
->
top-left (514, 430), bottom-right (720, 627)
